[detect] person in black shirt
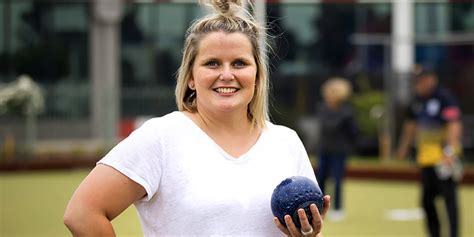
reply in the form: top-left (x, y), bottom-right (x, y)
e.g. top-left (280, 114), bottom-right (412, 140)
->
top-left (316, 77), bottom-right (358, 221)
top-left (397, 65), bottom-right (463, 237)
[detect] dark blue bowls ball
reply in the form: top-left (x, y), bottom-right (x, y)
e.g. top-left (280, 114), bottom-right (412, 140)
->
top-left (271, 176), bottom-right (324, 228)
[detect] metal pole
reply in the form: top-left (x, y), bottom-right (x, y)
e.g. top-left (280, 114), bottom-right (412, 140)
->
top-left (392, 0), bottom-right (414, 105)
top-left (25, 104), bottom-right (37, 159)
top-left (90, 0), bottom-right (123, 147)
top-left (383, 44), bottom-right (393, 161)
top-left (390, 0), bottom-right (414, 159)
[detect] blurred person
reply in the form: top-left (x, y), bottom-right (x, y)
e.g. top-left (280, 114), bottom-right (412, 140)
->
top-left (63, 0), bottom-right (330, 236)
top-left (397, 65), bottom-right (463, 237)
top-left (315, 77), bottom-right (357, 222)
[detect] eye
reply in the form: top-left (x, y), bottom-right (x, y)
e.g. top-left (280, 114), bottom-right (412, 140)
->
top-left (204, 60), bottom-right (219, 68)
top-left (233, 60), bottom-right (247, 68)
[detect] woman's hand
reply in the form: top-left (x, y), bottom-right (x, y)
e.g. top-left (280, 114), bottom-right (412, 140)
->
top-left (274, 195), bottom-right (331, 237)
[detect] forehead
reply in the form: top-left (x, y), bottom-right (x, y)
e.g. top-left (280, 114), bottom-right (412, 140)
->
top-left (414, 74), bottom-right (435, 84)
top-left (196, 31), bottom-right (254, 57)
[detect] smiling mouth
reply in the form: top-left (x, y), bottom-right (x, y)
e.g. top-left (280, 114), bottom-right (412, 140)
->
top-left (214, 87), bottom-right (238, 94)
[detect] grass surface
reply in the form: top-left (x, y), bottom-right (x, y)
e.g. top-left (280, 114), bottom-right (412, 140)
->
top-left (0, 169), bottom-right (473, 237)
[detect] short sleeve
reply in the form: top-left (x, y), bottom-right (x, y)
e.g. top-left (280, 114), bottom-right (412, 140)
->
top-left (440, 90), bottom-right (461, 121)
top-left (98, 119), bottom-right (165, 201)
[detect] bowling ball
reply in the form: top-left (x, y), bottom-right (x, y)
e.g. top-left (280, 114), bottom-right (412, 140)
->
top-left (271, 176), bottom-right (324, 228)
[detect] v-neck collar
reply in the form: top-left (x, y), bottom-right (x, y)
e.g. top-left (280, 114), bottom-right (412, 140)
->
top-left (178, 111), bottom-right (265, 161)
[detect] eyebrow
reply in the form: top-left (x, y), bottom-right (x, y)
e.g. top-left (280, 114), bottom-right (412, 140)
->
top-left (197, 56), bottom-right (254, 62)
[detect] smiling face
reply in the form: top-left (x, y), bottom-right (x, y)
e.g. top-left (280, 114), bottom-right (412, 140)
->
top-left (190, 31), bottom-right (257, 117)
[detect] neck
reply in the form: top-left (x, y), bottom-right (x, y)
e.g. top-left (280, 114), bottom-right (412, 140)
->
top-left (187, 109), bottom-right (256, 136)
top-left (183, 109), bottom-right (261, 159)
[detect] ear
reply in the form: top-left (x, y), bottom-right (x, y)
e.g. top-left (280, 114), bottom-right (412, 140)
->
top-left (188, 78), bottom-right (195, 90)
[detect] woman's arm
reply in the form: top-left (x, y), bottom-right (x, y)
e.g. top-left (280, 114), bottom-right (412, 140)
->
top-left (64, 164), bottom-right (146, 237)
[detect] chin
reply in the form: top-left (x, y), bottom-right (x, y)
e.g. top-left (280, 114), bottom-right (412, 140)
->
top-left (217, 104), bottom-right (246, 113)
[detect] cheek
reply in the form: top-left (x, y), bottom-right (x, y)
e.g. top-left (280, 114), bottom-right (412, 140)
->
top-left (241, 70), bottom-right (258, 86)
top-left (192, 69), bottom-right (213, 87)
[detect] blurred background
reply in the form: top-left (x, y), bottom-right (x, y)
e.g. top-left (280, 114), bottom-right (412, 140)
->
top-left (0, 0), bottom-right (473, 236)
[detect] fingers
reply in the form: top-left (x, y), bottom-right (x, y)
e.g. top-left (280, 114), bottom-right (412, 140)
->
top-left (298, 208), bottom-right (313, 235)
top-left (274, 215), bottom-right (304, 236)
top-left (321, 195), bottom-right (331, 219)
top-left (284, 214), bottom-right (302, 236)
top-left (278, 209), bottom-right (318, 237)
top-left (273, 217), bottom-right (290, 235)
top-left (309, 204), bottom-right (322, 234)
top-left (443, 155), bottom-right (457, 165)
top-left (274, 199), bottom-right (331, 237)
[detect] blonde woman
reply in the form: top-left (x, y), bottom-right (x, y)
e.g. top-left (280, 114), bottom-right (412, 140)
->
top-left (64, 0), bottom-right (330, 236)
top-left (315, 77), bottom-right (357, 221)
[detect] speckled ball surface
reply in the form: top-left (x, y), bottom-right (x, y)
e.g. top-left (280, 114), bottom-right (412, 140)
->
top-left (271, 176), bottom-right (324, 228)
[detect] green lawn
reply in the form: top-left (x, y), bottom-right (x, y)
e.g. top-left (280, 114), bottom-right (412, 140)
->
top-left (0, 169), bottom-right (473, 237)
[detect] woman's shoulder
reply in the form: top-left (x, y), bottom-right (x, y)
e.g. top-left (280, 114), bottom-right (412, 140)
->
top-left (263, 121), bottom-right (306, 152)
top-left (264, 121), bottom-right (299, 139)
top-left (135, 111), bottom-right (186, 133)
top-left (141, 111), bottom-right (184, 124)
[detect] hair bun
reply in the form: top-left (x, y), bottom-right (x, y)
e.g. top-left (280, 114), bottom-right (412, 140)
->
top-left (202, 0), bottom-right (243, 16)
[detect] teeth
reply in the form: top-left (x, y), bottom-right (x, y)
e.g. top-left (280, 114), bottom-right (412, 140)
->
top-left (216, 88), bottom-right (237, 93)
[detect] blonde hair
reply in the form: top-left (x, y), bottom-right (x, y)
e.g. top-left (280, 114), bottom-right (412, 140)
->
top-left (175, 0), bottom-right (269, 128)
top-left (321, 77), bottom-right (352, 104)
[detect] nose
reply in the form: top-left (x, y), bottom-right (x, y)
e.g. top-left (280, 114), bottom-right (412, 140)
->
top-left (219, 65), bottom-right (235, 80)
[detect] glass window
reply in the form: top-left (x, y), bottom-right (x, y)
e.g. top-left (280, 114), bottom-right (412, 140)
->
top-left (267, 3), bottom-right (361, 120)
top-left (120, 3), bottom-right (203, 117)
top-left (415, 2), bottom-right (450, 34)
top-left (1, 1), bottom-right (473, 147)
top-left (1, 1), bottom-right (90, 118)
top-left (0, 2), bottom-right (4, 53)
top-left (452, 3), bottom-right (474, 32)
top-left (413, 2), bottom-right (474, 114)
top-left (0, 2), bottom-right (6, 79)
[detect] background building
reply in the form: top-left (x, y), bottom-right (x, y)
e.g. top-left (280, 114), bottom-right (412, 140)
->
top-left (0, 0), bottom-right (473, 160)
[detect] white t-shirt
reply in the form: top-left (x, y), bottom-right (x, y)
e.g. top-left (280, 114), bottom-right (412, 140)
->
top-left (99, 111), bottom-right (317, 236)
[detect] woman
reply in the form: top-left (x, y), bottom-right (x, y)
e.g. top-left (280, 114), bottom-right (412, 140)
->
top-left (315, 77), bottom-right (357, 222)
top-left (64, 0), bottom-right (330, 236)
